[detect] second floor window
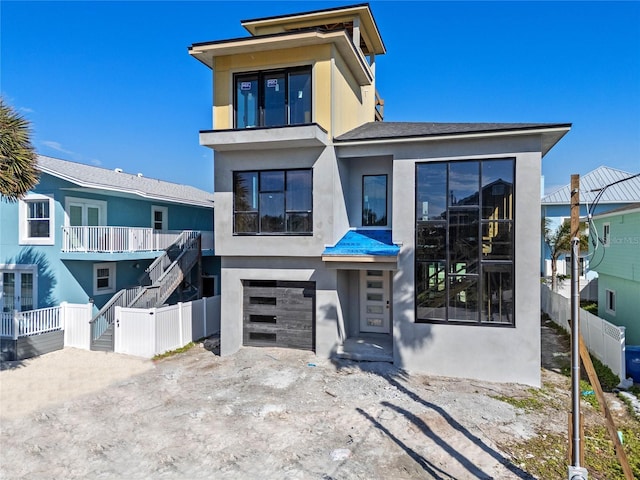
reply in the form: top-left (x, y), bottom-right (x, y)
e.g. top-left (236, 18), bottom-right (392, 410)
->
top-left (234, 169), bottom-right (313, 235)
top-left (362, 175), bottom-right (388, 226)
top-left (235, 67), bottom-right (311, 129)
top-left (19, 194), bottom-right (55, 245)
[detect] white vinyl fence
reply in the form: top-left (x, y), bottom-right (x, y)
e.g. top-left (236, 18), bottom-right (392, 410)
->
top-left (114, 296), bottom-right (220, 358)
top-left (541, 284), bottom-right (626, 381)
top-left (0, 302), bottom-right (91, 343)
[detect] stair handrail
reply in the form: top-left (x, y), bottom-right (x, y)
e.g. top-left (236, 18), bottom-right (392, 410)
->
top-left (128, 234), bottom-right (201, 309)
top-left (90, 231), bottom-right (201, 345)
top-left (89, 286), bottom-right (142, 340)
top-left (139, 230), bottom-right (199, 285)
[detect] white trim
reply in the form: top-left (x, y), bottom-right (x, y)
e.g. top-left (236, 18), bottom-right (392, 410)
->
top-left (18, 193), bottom-right (55, 245)
top-left (0, 264), bottom-right (38, 312)
top-left (603, 222), bottom-right (610, 247)
top-left (605, 289), bottom-right (616, 315)
top-left (93, 262), bottom-right (116, 296)
top-left (151, 205), bottom-right (168, 230)
top-left (334, 126), bottom-right (571, 147)
top-left (64, 196), bottom-right (107, 226)
top-left (37, 166), bottom-right (214, 209)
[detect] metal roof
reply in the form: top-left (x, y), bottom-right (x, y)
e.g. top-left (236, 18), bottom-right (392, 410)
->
top-left (542, 166), bottom-right (640, 205)
top-left (37, 155), bottom-right (214, 208)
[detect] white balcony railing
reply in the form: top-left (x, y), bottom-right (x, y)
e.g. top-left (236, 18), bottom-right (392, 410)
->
top-left (61, 227), bottom-right (213, 253)
top-left (1, 306), bottom-right (61, 338)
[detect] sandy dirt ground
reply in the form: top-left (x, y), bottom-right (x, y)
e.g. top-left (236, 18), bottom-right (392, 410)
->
top-left (0, 319), bottom-right (631, 479)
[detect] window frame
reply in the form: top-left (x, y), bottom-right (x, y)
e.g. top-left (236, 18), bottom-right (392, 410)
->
top-left (414, 158), bottom-right (516, 327)
top-left (151, 205), bottom-right (168, 231)
top-left (233, 168), bottom-right (313, 236)
top-left (233, 66), bottom-right (312, 129)
top-left (19, 194), bottom-right (55, 245)
top-left (64, 196), bottom-right (107, 227)
top-left (605, 289), bottom-right (616, 315)
top-left (362, 174), bottom-right (388, 227)
top-left (602, 222), bottom-right (610, 247)
top-left (93, 262), bottom-right (116, 296)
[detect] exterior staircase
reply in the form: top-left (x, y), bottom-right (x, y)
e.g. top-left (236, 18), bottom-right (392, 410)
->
top-left (90, 231), bottom-right (201, 351)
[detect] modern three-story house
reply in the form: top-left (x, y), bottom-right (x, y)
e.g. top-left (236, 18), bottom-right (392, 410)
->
top-left (189, 4), bottom-right (571, 385)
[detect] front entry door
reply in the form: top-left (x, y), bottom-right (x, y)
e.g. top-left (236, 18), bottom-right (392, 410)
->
top-left (360, 270), bottom-right (390, 333)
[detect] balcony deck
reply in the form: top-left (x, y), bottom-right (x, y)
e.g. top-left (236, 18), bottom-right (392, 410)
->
top-left (60, 227), bottom-right (213, 260)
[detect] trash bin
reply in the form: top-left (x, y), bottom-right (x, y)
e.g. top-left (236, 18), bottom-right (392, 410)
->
top-left (625, 346), bottom-right (640, 383)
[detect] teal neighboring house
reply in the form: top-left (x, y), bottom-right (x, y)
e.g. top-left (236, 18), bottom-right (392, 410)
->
top-left (541, 166), bottom-right (640, 278)
top-left (0, 155), bottom-right (218, 315)
top-left (589, 203), bottom-right (640, 344)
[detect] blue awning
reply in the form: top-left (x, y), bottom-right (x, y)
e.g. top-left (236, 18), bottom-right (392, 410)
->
top-left (322, 229), bottom-right (400, 258)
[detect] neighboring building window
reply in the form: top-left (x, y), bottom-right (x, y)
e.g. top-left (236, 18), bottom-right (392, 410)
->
top-left (234, 66), bottom-right (312, 128)
top-left (233, 169), bottom-right (312, 235)
top-left (602, 222), bottom-right (610, 247)
top-left (605, 289), bottom-right (616, 315)
top-left (0, 265), bottom-right (37, 313)
top-left (93, 263), bottom-right (116, 295)
top-left (65, 197), bottom-right (106, 227)
top-left (19, 194), bottom-right (55, 245)
top-left (152, 206), bottom-right (168, 231)
top-left (415, 159), bottom-right (515, 326)
top-left (362, 175), bottom-right (387, 226)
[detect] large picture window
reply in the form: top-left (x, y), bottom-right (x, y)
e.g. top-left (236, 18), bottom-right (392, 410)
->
top-left (235, 67), bottom-right (311, 129)
top-left (234, 169), bottom-right (312, 235)
top-left (415, 159), bottom-right (515, 326)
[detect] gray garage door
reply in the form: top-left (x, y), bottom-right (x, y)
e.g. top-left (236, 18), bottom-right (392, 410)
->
top-left (242, 280), bottom-right (315, 351)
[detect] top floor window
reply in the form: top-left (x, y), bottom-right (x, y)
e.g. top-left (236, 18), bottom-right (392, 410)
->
top-left (235, 67), bottom-right (311, 129)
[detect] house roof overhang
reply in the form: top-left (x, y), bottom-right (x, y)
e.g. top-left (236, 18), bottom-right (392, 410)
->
top-left (240, 3), bottom-right (385, 56)
top-left (189, 29), bottom-right (374, 86)
top-left (199, 123), bottom-right (330, 152)
top-left (333, 122), bottom-right (572, 157)
top-left (38, 161), bottom-right (214, 208)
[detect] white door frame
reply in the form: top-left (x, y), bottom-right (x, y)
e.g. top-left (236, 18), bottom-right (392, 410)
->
top-left (359, 269), bottom-right (390, 334)
top-left (0, 264), bottom-right (38, 313)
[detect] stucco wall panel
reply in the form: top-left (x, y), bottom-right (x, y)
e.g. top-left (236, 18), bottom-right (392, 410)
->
top-left (212, 46), bottom-right (332, 130)
top-left (331, 48), bottom-right (375, 137)
top-left (213, 146), bottom-right (342, 256)
top-left (388, 143), bottom-right (542, 386)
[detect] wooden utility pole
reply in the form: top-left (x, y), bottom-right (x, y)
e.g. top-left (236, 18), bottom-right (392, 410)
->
top-left (568, 174), bottom-right (585, 469)
top-left (568, 174), bottom-right (634, 479)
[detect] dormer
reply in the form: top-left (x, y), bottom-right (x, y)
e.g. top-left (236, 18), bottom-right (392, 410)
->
top-left (189, 4), bottom-right (386, 150)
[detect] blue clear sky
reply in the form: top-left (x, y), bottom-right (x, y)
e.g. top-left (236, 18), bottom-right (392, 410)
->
top-left (2, 1), bottom-right (639, 194)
